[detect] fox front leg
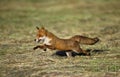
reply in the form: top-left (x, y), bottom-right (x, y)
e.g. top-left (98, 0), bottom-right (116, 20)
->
top-left (33, 46), bottom-right (39, 50)
top-left (33, 45), bottom-right (47, 51)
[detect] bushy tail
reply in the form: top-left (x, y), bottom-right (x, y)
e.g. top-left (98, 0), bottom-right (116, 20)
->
top-left (70, 35), bottom-right (99, 45)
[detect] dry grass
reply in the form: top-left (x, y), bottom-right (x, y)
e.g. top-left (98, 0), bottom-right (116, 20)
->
top-left (0, 0), bottom-right (120, 77)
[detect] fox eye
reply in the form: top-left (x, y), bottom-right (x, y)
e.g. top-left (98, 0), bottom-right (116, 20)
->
top-left (38, 34), bottom-right (41, 37)
top-left (37, 33), bottom-right (44, 37)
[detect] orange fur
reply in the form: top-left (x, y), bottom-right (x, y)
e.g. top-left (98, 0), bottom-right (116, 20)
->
top-left (33, 27), bottom-right (99, 57)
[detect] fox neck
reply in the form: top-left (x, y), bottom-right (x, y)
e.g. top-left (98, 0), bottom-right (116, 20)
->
top-left (43, 30), bottom-right (60, 45)
top-left (46, 30), bottom-right (59, 39)
top-left (43, 36), bottom-right (52, 45)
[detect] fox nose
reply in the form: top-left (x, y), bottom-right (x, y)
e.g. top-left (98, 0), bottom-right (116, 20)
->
top-left (34, 39), bottom-right (39, 42)
top-left (34, 39), bottom-right (36, 41)
top-left (34, 39), bottom-right (41, 43)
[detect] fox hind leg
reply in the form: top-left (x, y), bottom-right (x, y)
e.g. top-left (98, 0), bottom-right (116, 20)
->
top-left (66, 51), bottom-right (72, 57)
top-left (73, 47), bottom-right (90, 56)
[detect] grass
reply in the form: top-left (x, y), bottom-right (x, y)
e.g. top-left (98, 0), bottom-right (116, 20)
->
top-left (0, 0), bottom-right (120, 77)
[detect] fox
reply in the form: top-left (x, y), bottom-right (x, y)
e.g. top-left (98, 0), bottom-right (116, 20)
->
top-left (33, 27), bottom-right (99, 57)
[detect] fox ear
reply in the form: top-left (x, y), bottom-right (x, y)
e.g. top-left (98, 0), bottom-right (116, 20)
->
top-left (41, 26), bottom-right (45, 30)
top-left (36, 26), bottom-right (39, 30)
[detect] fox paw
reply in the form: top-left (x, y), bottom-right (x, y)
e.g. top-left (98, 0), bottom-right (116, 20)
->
top-left (43, 48), bottom-right (47, 51)
top-left (94, 37), bottom-right (99, 42)
top-left (87, 52), bottom-right (91, 56)
top-left (33, 47), bottom-right (38, 50)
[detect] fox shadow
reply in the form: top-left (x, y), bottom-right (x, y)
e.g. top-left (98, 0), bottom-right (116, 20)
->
top-left (52, 49), bottom-right (109, 57)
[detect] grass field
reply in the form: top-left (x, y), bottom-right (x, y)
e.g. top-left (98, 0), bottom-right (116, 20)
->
top-left (0, 0), bottom-right (120, 77)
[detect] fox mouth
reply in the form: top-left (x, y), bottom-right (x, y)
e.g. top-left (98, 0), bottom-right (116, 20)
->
top-left (34, 39), bottom-right (45, 44)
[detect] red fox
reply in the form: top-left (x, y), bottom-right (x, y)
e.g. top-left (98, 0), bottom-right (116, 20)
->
top-left (33, 27), bottom-right (99, 57)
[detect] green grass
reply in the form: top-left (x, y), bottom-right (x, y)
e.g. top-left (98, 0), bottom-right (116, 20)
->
top-left (0, 0), bottom-right (120, 77)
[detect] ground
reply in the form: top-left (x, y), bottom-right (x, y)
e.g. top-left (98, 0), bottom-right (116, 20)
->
top-left (0, 0), bottom-right (120, 77)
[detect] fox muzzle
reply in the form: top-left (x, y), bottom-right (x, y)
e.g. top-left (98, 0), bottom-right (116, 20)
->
top-left (34, 37), bottom-right (45, 44)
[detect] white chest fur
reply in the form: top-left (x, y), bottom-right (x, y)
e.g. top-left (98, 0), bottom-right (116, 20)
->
top-left (43, 36), bottom-right (52, 45)
top-left (38, 36), bottom-right (52, 45)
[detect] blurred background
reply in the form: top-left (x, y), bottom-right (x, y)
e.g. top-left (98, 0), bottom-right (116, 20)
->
top-left (0, 0), bottom-right (120, 77)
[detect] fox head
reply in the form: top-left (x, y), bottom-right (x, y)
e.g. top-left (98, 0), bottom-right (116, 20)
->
top-left (34, 27), bottom-right (51, 45)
